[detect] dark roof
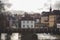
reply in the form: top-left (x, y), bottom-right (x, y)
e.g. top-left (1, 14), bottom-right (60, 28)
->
top-left (42, 11), bottom-right (51, 16)
top-left (53, 10), bottom-right (60, 15)
top-left (42, 10), bottom-right (60, 16)
top-left (21, 17), bottom-right (35, 21)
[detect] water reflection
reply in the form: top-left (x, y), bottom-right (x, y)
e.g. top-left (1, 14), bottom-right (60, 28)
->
top-left (11, 33), bottom-right (19, 40)
top-left (1, 33), bottom-right (7, 40)
top-left (1, 33), bottom-right (21, 40)
top-left (1, 33), bottom-right (60, 40)
top-left (37, 33), bottom-right (58, 40)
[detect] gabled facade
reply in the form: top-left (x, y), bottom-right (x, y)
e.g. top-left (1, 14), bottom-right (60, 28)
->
top-left (21, 16), bottom-right (35, 29)
top-left (41, 10), bottom-right (60, 28)
top-left (41, 16), bottom-right (49, 27)
top-left (49, 15), bottom-right (56, 27)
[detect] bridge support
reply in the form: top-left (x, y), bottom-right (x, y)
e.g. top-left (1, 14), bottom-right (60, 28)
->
top-left (6, 33), bottom-right (12, 40)
top-left (21, 29), bottom-right (38, 40)
top-left (0, 33), bottom-right (1, 40)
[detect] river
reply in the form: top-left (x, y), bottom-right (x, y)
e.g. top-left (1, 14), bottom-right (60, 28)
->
top-left (1, 33), bottom-right (60, 40)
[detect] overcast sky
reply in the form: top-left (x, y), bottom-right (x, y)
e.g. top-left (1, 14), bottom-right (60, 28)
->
top-left (8, 0), bottom-right (60, 12)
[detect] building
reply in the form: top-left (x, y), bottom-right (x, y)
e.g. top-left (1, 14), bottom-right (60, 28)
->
top-left (7, 14), bottom-right (19, 29)
top-left (29, 13), bottom-right (41, 28)
top-left (41, 15), bottom-right (49, 27)
top-left (41, 12), bottom-right (56, 27)
top-left (49, 15), bottom-right (56, 27)
top-left (21, 15), bottom-right (35, 29)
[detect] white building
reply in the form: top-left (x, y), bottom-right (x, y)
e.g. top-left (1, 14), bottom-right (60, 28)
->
top-left (57, 23), bottom-right (60, 28)
top-left (21, 17), bottom-right (35, 29)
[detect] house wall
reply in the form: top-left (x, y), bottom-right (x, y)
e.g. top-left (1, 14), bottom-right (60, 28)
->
top-left (21, 20), bottom-right (35, 29)
top-left (41, 15), bottom-right (56, 27)
top-left (41, 16), bottom-right (49, 27)
top-left (41, 16), bottom-right (48, 24)
top-left (49, 15), bottom-right (56, 27)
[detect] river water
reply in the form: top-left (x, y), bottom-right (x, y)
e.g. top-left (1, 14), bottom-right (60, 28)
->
top-left (37, 33), bottom-right (60, 40)
top-left (1, 33), bottom-right (60, 40)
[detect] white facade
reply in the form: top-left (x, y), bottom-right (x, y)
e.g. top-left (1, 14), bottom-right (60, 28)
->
top-left (36, 19), bottom-right (40, 23)
top-left (21, 20), bottom-right (35, 29)
top-left (57, 23), bottom-right (60, 28)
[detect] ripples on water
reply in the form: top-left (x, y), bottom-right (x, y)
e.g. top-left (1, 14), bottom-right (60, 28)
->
top-left (1, 33), bottom-right (7, 40)
top-left (1, 33), bottom-right (21, 40)
top-left (1, 33), bottom-right (60, 40)
top-left (11, 33), bottom-right (19, 40)
top-left (37, 33), bottom-right (58, 40)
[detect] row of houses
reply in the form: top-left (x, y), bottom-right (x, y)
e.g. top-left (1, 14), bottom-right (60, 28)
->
top-left (1, 9), bottom-right (60, 31)
top-left (19, 12), bottom-right (41, 29)
top-left (41, 10), bottom-right (60, 31)
top-left (19, 10), bottom-right (60, 30)
top-left (2, 12), bottom-right (40, 30)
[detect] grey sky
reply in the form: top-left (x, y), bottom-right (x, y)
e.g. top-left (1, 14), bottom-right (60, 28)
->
top-left (2, 0), bottom-right (60, 12)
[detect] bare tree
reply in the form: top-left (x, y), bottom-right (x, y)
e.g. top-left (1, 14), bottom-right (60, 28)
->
top-left (0, 0), bottom-right (10, 31)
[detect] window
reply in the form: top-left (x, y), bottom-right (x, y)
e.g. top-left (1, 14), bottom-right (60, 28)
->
top-left (23, 21), bottom-right (25, 23)
top-left (27, 21), bottom-right (29, 23)
top-left (27, 25), bottom-right (29, 28)
top-left (36, 19), bottom-right (39, 22)
top-left (31, 21), bottom-right (33, 23)
top-left (23, 25), bottom-right (25, 27)
top-left (44, 20), bottom-right (48, 22)
top-left (31, 25), bottom-right (33, 28)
